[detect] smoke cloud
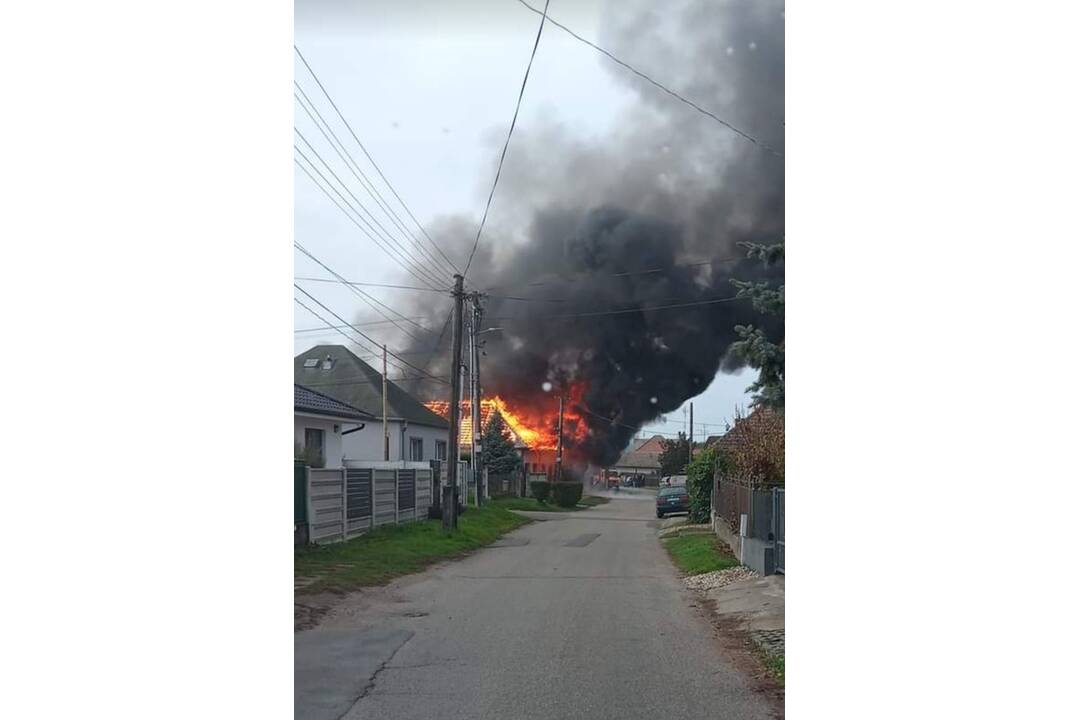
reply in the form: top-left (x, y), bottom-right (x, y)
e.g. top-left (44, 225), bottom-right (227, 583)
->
top-left (403, 0), bottom-right (784, 466)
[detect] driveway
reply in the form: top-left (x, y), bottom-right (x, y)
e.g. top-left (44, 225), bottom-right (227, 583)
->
top-left (295, 494), bottom-right (775, 720)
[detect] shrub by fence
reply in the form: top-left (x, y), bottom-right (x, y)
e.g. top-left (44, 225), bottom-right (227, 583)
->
top-left (530, 480), bottom-right (551, 503)
top-left (551, 482), bottom-right (583, 508)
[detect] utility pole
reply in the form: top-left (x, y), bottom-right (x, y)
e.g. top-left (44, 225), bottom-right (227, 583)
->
top-left (555, 395), bottom-right (564, 483)
top-left (382, 345), bottom-right (389, 461)
top-left (688, 402), bottom-right (694, 467)
top-left (470, 293), bottom-right (484, 506)
top-left (444, 274), bottom-right (465, 531)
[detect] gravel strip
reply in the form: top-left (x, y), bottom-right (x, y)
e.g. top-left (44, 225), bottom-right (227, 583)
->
top-left (684, 565), bottom-right (757, 591)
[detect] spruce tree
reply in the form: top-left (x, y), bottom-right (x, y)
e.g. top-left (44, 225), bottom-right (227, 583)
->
top-left (482, 412), bottom-right (522, 474)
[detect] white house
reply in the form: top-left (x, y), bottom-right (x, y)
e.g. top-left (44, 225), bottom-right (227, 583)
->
top-left (294, 345), bottom-right (451, 464)
top-left (294, 384), bottom-right (374, 468)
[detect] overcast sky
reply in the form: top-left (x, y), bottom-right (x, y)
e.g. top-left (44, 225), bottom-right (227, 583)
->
top-left (294, 0), bottom-right (763, 443)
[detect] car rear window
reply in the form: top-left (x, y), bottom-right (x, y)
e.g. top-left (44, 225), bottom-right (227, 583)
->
top-left (659, 487), bottom-right (686, 497)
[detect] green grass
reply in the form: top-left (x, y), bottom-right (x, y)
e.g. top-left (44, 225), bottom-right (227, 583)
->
top-left (489, 495), bottom-right (610, 513)
top-left (662, 533), bottom-right (739, 575)
top-left (762, 653), bottom-right (785, 685)
top-left (295, 504), bottom-right (529, 594)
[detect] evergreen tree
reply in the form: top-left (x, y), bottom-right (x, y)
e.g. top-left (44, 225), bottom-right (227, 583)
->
top-left (658, 432), bottom-right (690, 476)
top-left (730, 241), bottom-right (785, 411)
top-left (482, 412), bottom-right (522, 474)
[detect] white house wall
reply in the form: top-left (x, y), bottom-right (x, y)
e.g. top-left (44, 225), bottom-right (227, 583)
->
top-left (341, 420), bottom-right (449, 463)
top-left (294, 415), bottom-right (345, 468)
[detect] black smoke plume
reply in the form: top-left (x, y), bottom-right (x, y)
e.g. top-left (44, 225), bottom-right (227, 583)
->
top-left (401, 0), bottom-right (784, 466)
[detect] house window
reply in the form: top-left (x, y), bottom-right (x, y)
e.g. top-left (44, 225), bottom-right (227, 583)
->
top-left (435, 440), bottom-right (447, 461)
top-left (409, 437), bottom-right (424, 461)
top-left (305, 428), bottom-right (324, 453)
top-left (304, 428), bottom-right (325, 467)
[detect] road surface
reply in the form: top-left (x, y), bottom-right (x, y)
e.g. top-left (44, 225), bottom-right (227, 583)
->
top-left (295, 490), bottom-right (774, 720)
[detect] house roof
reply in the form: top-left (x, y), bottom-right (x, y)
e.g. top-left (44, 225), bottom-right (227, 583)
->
top-left (294, 384), bottom-right (373, 422)
top-left (633, 435), bottom-right (666, 454)
top-left (294, 345), bottom-right (450, 429)
top-left (612, 449), bottom-right (661, 471)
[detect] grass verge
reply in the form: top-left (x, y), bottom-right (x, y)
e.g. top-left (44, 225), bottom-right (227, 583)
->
top-left (662, 533), bottom-right (739, 575)
top-left (762, 653), bottom-right (785, 685)
top-left (295, 504), bottom-right (529, 594)
top-left (490, 495), bottom-right (610, 513)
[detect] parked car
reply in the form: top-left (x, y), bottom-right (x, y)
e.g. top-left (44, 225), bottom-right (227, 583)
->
top-left (656, 485), bottom-right (689, 518)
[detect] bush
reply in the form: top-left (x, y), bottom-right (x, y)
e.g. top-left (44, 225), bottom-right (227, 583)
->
top-left (530, 481), bottom-right (551, 504)
top-left (551, 482), bottom-right (583, 508)
top-left (686, 447), bottom-right (718, 523)
top-left (294, 442), bottom-right (325, 469)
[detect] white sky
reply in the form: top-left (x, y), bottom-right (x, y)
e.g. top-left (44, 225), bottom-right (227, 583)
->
top-left (294, 0), bottom-right (757, 443)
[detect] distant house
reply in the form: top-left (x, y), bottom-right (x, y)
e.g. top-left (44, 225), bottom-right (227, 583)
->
top-left (294, 384), bottom-right (374, 468)
top-left (294, 345), bottom-right (450, 463)
top-left (610, 448), bottom-right (662, 483)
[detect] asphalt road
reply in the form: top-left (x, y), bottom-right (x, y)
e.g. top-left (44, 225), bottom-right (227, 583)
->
top-left (295, 490), bottom-right (773, 720)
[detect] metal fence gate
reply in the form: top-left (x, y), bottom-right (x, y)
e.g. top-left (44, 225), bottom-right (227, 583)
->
top-left (773, 488), bottom-right (785, 574)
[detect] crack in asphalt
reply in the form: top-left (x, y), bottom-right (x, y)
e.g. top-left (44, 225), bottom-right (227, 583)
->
top-left (340, 630), bottom-right (414, 719)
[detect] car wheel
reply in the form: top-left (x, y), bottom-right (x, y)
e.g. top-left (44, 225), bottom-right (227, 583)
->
top-left (656, 511), bottom-right (664, 518)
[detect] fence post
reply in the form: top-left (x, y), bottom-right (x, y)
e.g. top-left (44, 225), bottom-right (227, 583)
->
top-left (395, 469), bottom-right (400, 523)
top-left (340, 468), bottom-right (347, 541)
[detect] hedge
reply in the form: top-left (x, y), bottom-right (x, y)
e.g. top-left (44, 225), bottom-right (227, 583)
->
top-left (551, 482), bottom-right (583, 508)
top-left (530, 480), bottom-right (551, 503)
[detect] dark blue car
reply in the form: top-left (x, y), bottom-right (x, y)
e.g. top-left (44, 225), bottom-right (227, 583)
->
top-left (656, 485), bottom-right (689, 518)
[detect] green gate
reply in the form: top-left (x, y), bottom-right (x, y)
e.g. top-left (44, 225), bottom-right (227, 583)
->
top-left (294, 461), bottom-right (308, 524)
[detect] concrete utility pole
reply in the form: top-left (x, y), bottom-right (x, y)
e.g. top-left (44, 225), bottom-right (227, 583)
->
top-left (688, 402), bottom-right (694, 467)
top-left (555, 395), bottom-right (564, 483)
top-left (382, 345), bottom-right (389, 461)
top-left (470, 293), bottom-right (484, 505)
top-left (445, 274), bottom-right (465, 531)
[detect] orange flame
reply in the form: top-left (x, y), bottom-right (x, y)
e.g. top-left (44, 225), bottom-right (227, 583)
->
top-left (424, 386), bottom-right (588, 451)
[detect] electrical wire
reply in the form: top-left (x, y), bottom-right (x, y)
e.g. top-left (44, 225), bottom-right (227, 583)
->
top-left (294, 155), bottom-right (447, 291)
top-left (293, 297), bottom-right (395, 364)
top-left (293, 85), bottom-right (452, 275)
top-left (294, 276), bottom-right (448, 294)
top-left (294, 284), bottom-right (450, 384)
top-left (294, 45), bottom-right (463, 274)
top-left (294, 135), bottom-right (448, 290)
top-left (514, 0), bottom-right (782, 157)
top-left (293, 243), bottom-right (441, 339)
top-left (488, 293), bottom-right (745, 321)
top-left (481, 256), bottom-right (746, 291)
top-left (462, 0), bottom-right (551, 278)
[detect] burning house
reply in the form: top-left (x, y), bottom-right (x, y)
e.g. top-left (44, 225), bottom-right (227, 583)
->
top-left (423, 396), bottom-right (573, 482)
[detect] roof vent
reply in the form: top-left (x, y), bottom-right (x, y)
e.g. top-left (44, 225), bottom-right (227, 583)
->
top-left (303, 358), bottom-right (319, 368)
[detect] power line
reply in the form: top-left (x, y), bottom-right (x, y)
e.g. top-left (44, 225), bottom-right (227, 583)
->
top-left (293, 155), bottom-right (446, 291)
top-left (294, 242), bottom-right (438, 340)
top-left (294, 284), bottom-right (450, 384)
top-left (462, 0), bottom-right (551, 278)
top-left (481, 256), bottom-right (745, 291)
top-left (514, 0), bottom-right (782, 158)
top-left (294, 276), bottom-right (448, 294)
top-left (293, 45), bottom-right (462, 274)
top-left (293, 84), bottom-right (452, 275)
top-left (295, 318), bottom-right (428, 334)
top-left (490, 293), bottom-right (745, 321)
top-left (293, 297), bottom-right (395, 365)
top-left (294, 134), bottom-right (449, 290)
